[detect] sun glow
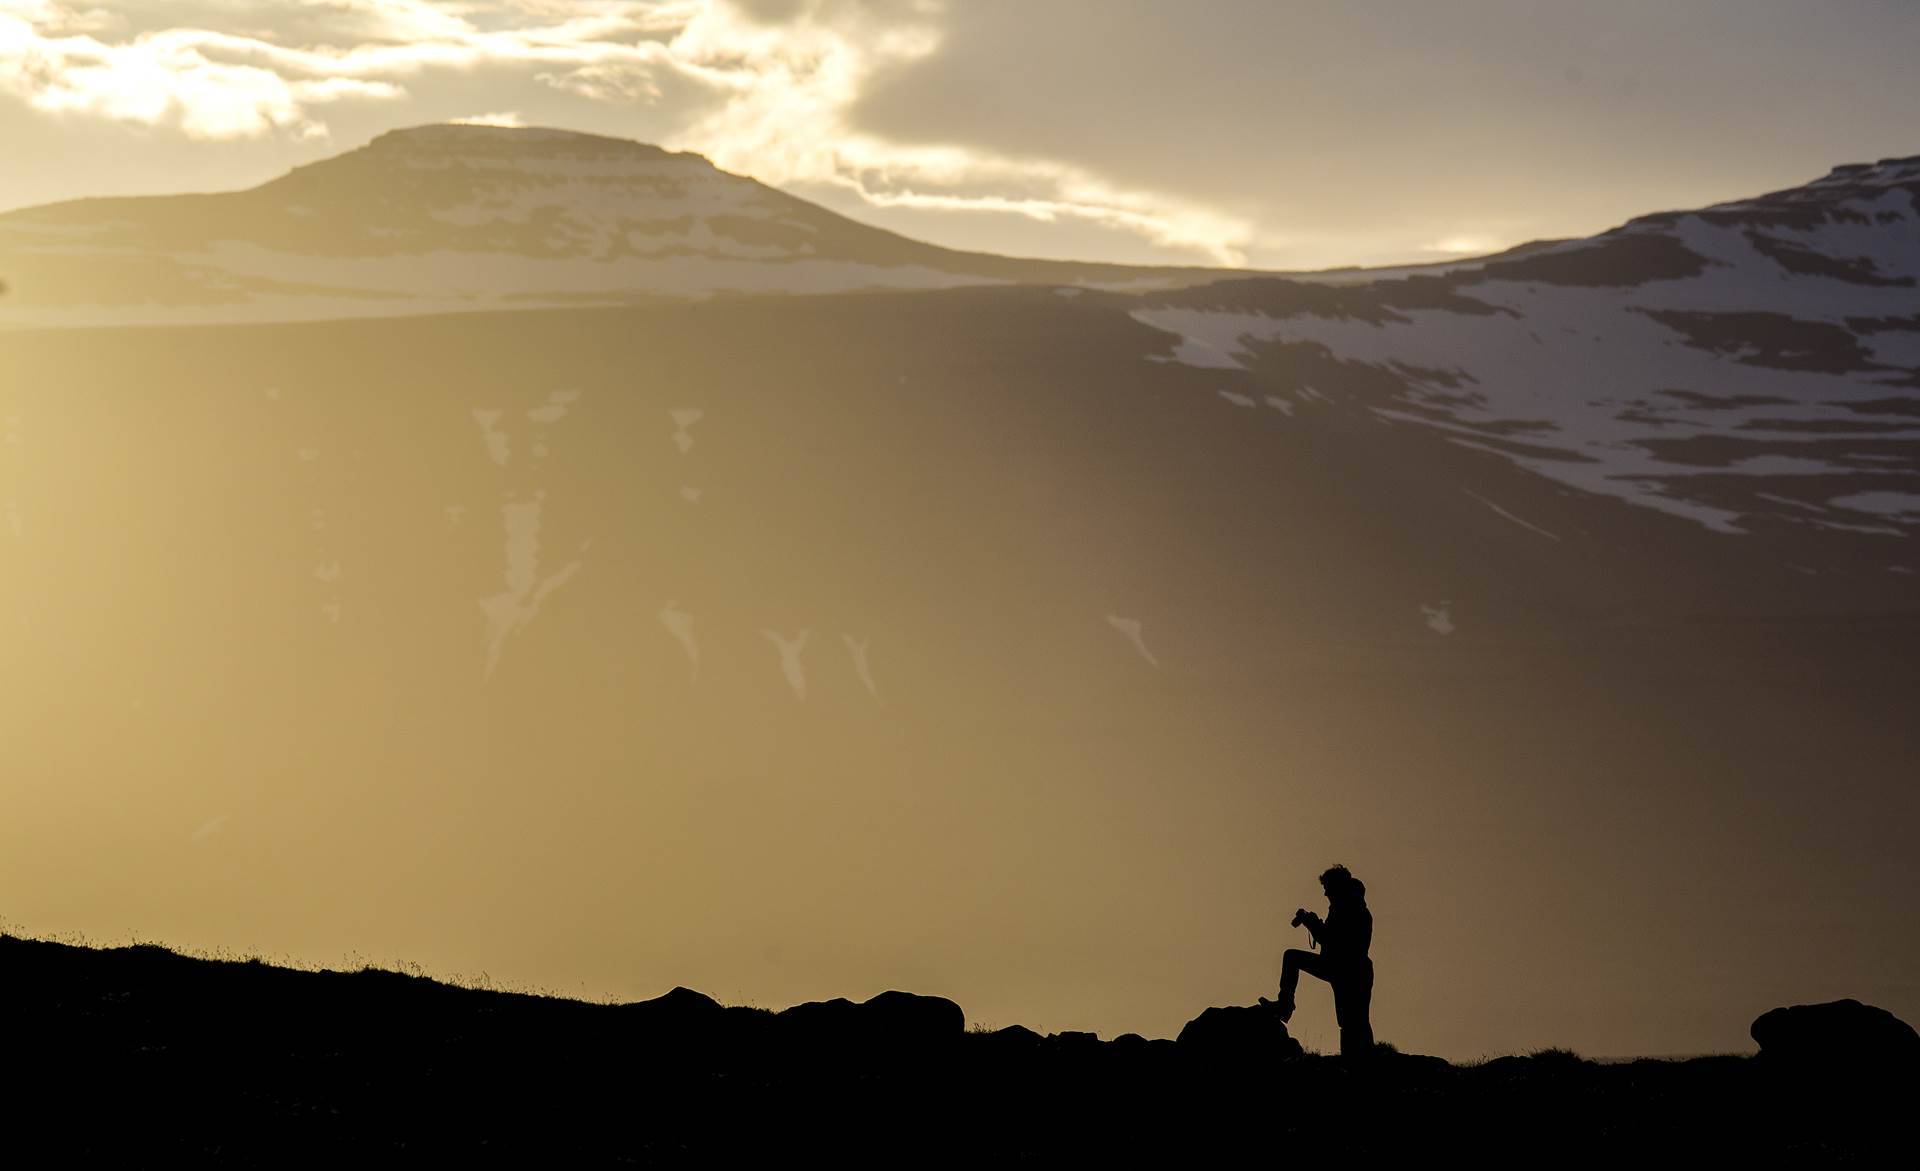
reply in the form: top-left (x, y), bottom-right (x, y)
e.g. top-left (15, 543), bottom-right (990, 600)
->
top-left (1426, 234), bottom-right (1502, 257)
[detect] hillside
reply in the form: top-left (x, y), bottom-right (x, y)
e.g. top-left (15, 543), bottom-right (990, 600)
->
top-left (5, 934), bottom-right (1910, 1161)
top-left (1135, 154), bottom-right (1920, 536)
top-left (4, 283), bottom-right (1917, 1056)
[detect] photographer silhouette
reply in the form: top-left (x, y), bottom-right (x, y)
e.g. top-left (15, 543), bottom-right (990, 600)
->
top-left (1261, 865), bottom-right (1374, 1057)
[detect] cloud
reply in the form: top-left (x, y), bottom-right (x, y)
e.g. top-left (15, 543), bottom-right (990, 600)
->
top-left (0, 2), bottom-right (406, 138)
top-left (0, 1), bottom-right (682, 138)
top-left (645, 2), bottom-right (1251, 262)
top-left (0, 0), bottom-right (1251, 263)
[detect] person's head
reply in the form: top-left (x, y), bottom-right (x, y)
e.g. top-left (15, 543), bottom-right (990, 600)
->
top-left (1319, 864), bottom-right (1364, 902)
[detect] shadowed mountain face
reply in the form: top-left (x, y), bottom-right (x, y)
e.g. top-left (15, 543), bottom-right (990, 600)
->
top-left (0, 125), bottom-right (1234, 327)
top-left (0, 134), bottom-right (1916, 1059)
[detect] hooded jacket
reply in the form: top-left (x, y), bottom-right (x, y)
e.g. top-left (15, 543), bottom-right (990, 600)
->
top-left (1315, 878), bottom-right (1373, 967)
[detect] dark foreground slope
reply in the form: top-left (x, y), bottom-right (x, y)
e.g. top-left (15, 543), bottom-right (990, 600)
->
top-left (6, 936), bottom-right (1910, 1163)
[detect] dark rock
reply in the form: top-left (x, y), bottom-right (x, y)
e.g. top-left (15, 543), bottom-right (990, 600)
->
top-left (626, 985), bottom-right (722, 1018)
top-left (1751, 999), bottom-right (1920, 1066)
top-left (616, 986), bottom-right (760, 1059)
top-left (774, 990), bottom-right (963, 1055)
top-left (978, 1024), bottom-right (1045, 1051)
top-left (861, 989), bottom-right (965, 1039)
top-left (1175, 1004), bottom-right (1304, 1061)
top-left (1046, 1030), bottom-right (1102, 1053)
top-left (776, 996), bottom-right (861, 1049)
top-left (617, 985), bottom-right (726, 1038)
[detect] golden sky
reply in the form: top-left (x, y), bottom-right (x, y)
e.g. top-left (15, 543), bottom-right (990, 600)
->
top-left (3, 3), bottom-right (1919, 1060)
top-left (4, 0), bottom-right (1919, 269)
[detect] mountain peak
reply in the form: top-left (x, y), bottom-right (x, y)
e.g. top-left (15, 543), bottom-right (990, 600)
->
top-left (0, 119), bottom-right (1234, 327)
top-left (1797, 153), bottom-right (1920, 194)
top-left (360, 123), bottom-right (698, 166)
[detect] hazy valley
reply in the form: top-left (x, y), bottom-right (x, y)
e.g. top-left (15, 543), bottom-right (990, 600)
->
top-left (2, 126), bottom-right (1916, 1060)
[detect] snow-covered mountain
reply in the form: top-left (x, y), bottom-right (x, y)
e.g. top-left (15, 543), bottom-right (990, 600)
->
top-left (0, 124), bottom-right (1232, 326)
top-left (7, 124), bottom-right (1913, 541)
top-left (1134, 155), bottom-right (1920, 537)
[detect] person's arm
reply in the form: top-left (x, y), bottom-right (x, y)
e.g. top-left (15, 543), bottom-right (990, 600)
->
top-left (1299, 910), bottom-right (1325, 946)
top-left (1315, 907), bottom-right (1346, 954)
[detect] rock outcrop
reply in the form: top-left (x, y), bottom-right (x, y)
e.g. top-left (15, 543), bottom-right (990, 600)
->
top-left (1751, 999), bottom-right (1920, 1067)
top-left (1175, 1003), bottom-right (1305, 1061)
top-left (775, 990), bottom-right (965, 1056)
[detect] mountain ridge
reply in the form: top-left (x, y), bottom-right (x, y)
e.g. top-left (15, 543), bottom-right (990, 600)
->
top-left (8, 124), bottom-right (1911, 332)
top-left (0, 122), bottom-right (1255, 327)
top-left (1133, 150), bottom-right (1920, 535)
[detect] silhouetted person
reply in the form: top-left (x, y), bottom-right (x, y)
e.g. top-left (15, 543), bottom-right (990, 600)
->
top-left (1261, 864), bottom-right (1374, 1057)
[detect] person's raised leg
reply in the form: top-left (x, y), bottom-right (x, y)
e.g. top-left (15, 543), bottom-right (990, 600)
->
top-left (1263, 949), bottom-right (1326, 1023)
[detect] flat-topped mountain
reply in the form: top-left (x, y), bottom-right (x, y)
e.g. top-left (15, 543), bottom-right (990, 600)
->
top-left (0, 124), bottom-right (1239, 326)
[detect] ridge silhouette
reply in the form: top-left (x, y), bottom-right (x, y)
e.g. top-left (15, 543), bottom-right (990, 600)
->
top-left (2, 934), bottom-right (1913, 1160)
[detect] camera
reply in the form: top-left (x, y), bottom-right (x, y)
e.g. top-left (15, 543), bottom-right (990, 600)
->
top-left (1290, 908), bottom-right (1309, 928)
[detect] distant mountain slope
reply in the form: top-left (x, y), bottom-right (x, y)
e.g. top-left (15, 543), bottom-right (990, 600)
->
top-left (3, 284), bottom-right (1916, 1059)
top-left (0, 125), bottom-right (1239, 326)
top-left (1134, 155), bottom-right (1920, 535)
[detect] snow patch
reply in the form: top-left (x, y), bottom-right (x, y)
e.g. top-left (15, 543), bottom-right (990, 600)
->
top-left (1135, 256), bottom-right (1920, 534)
top-left (1829, 491), bottom-right (1920, 520)
top-left (1105, 614), bottom-right (1160, 667)
top-left (659, 602), bottom-right (699, 682)
top-left (473, 409), bottom-right (510, 466)
top-left (670, 408), bottom-right (703, 454)
top-left (1462, 489), bottom-right (1562, 541)
top-left (844, 634), bottom-right (882, 702)
top-left (479, 494), bottom-right (583, 680)
top-left (761, 629), bottom-right (811, 699)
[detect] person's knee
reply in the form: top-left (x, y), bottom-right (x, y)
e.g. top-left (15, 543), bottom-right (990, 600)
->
top-left (1282, 948), bottom-right (1314, 965)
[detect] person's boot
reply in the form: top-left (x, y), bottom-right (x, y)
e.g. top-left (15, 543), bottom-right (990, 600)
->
top-left (1259, 994), bottom-right (1294, 1023)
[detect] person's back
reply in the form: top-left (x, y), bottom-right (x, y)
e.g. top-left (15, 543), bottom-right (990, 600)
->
top-left (1321, 883), bottom-right (1372, 966)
